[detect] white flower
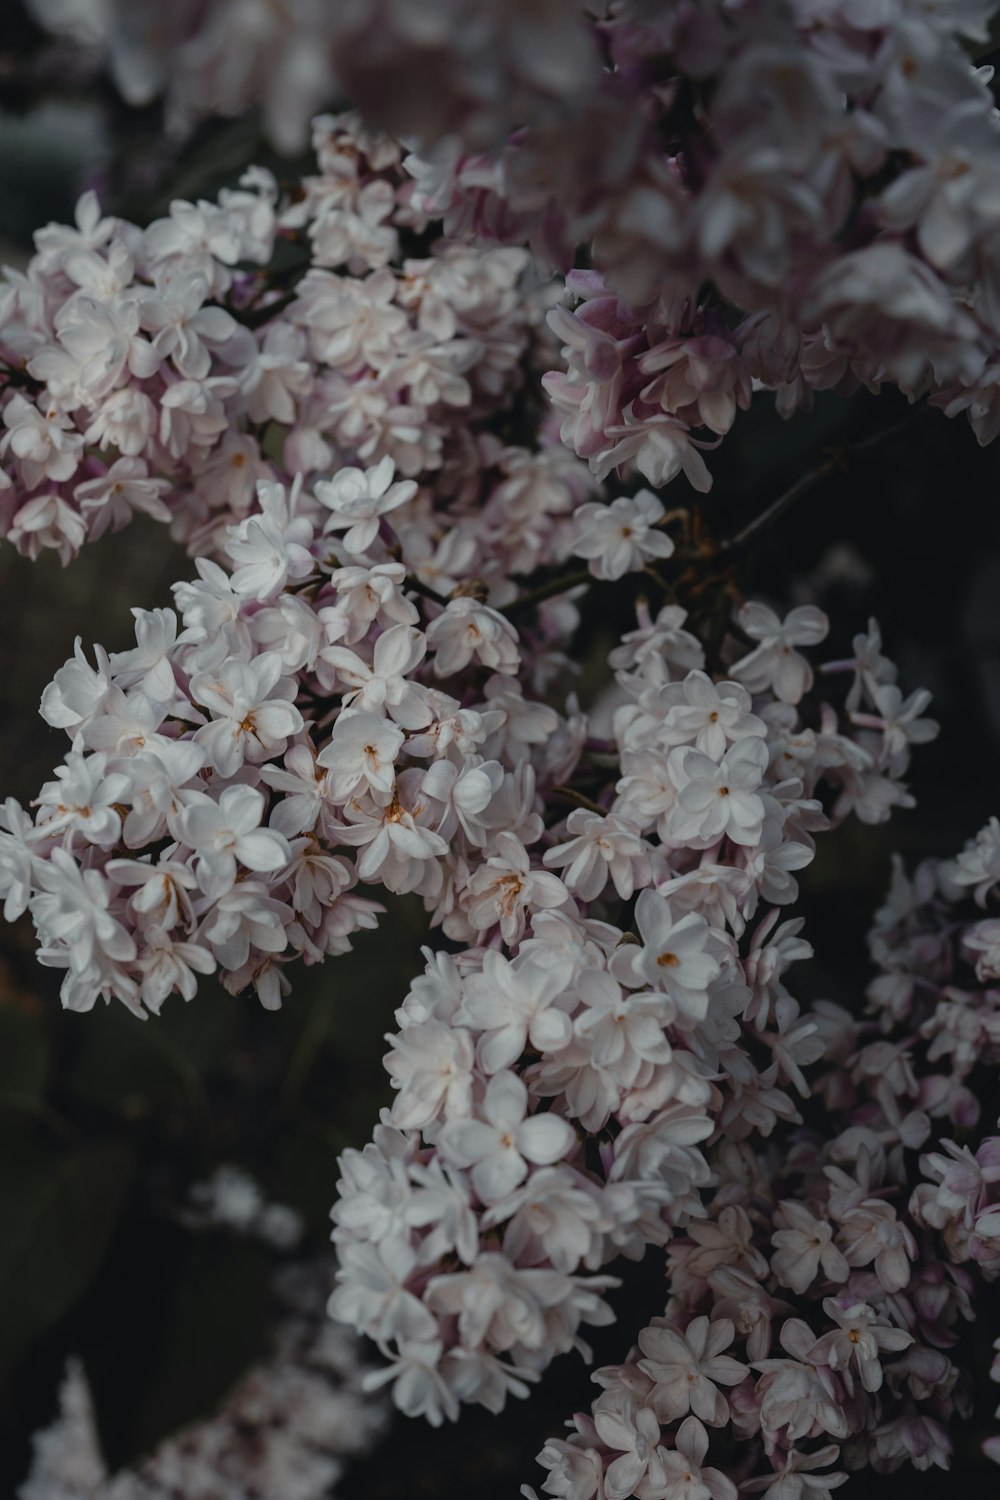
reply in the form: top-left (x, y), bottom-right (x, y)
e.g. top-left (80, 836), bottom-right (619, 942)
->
top-left (260, 743), bottom-right (332, 836)
top-left (592, 1391), bottom-right (664, 1500)
top-left (335, 775), bottom-right (449, 893)
top-left (659, 670), bottom-right (766, 758)
top-left (426, 598), bottom-right (520, 677)
top-left (384, 1020), bottom-right (476, 1129)
top-left (730, 603), bottom-right (828, 704)
top-left (322, 625), bottom-right (431, 729)
top-left (543, 809), bottom-right (649, 901)
top-left (134, 927), bottom-right (216, 1013)
top-left (946, 816), bottom-right (1000, 905)
top-left (459, 948), bottom-right (574, 1073)
top-left (118, 741), bottom-right (207, 847)
top-left (74, 457), bottom-right (171, 536)
top-left (425, 1252), bottom-right (564, 1353)
top-left (637, 1316), bottom-right (748, 1425)
top-left (667, 736), bottom-right (768, 847)
top-left (9, 492), bottom-right (87, 565)
top-left (316, 455), bottom-right (417, 555)
top-left (30, 847), bottom-right (136, 983)
top-left (808, 1300), bottom-right (913, 1394)
top-left (0, 798), bottom-right (36, 922)
top-left (482, 1165), bottom-right (605, 1273)
top-left (573, 969), bottom-right (674, 1085)
top-left (771, 1201), bottom-right (849, 1294)
top-left (438, 1070), bottom-right (576, 1204)
top-left (226, 509), bottom-right (315, 600)
top-left (138, 269), bottom-right (236, 379)
top-left (35, 748), bottom-right (131, 847)
top-left (191, 653), bottom-right (304, 776)
top-left (361, 1339), bottom-right (458, 1427)
top-left (107, 856), bottom-right (199, 931)
top-left (571, 490), bottom-right (676, 581)
top-left (173, 786), bottom-right (290, 899)
top-left (420, 755), bottom-right (504, 847)
top-left (106, 608), bottom-right (180, 704)
top-left (755, 1358), bottom-right (848, 1445)
top-left (1, 393), bottom-right (83, 490)
top-left (197, 881), bottom-right (292, 976)
top-left (612, 889), bottom-right (720, 1022)
top-left (317, 710), bottom-right (405, 802)
top-left (40, 638), bottom-right (113, 732)
top-left (464, 832), bottom-right (569, 944)
top-left (858, 682), bottom-right (939, 775)
top-left (656, 1416), bottom-right (738, 1500)
top-left (330, 1238), bottom-right (437, 1347)
top-left (324, 561), bottom-right (418, 644)
top-left (742, 1445), bottom-right (847, 1500)
top-left (406, 1158), bottom-right (479, 1266)
top-left (836, 1199), bottom-right (915, 1293)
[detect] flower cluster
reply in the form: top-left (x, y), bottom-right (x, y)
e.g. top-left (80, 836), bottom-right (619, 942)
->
top-left (0, 454), bottom-right (572, 1014)
top-left (518, 0), bottom-right (1000, 492)
top-left (17, 2), bottom-right (1000, 541)
top-left (525, 1129), bottom-right (951, 1499)
top-left (19, 1259), bottom-right (388, 1500)
top-left (522, 809), bottom-right (1000, 1497)
top-left (8, 8), bottom-right (1000, 1492)
top-left (0, 111), bottom-right (570, 565)
top-left (327, 605), bottom-right (938, 1425)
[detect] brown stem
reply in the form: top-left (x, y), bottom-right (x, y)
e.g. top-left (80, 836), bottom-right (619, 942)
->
top-left (717, 407), bottom-right (922, 557)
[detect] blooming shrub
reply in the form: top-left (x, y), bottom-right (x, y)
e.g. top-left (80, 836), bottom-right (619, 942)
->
top-left (4, 2), bottom-right (1000, 1497)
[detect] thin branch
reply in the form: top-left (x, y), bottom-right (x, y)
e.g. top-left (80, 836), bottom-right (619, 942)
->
top-left (717, 407), bottom-right (922, 556)
top-left (502, 568), bottom-right (593, 620)
top-left (406, 575), bottom-right (450, 609)
top-left (236, 286), bottom-right (300, 331)
top-left (549, 785), bottom-right (606, 815)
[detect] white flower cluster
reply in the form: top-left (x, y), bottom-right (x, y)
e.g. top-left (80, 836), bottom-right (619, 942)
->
top-left (327, 602), bottom-right (937, 1425)
top-left (0, 454), bottom-right (575, 1014)
top-left (0, 112), bottom-right (575, 566)
top-left (19, 1261), bottom-right (388, 1500)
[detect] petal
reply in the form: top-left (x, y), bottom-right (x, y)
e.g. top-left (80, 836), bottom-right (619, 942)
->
top-left (483, 1069), bottom-right (529, 1131)
top-left (517, 1112), bottom-right (575, 1165)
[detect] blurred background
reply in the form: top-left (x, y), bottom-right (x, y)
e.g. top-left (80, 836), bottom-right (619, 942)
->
top-left (2, 6), bottom-right (1000, 1492)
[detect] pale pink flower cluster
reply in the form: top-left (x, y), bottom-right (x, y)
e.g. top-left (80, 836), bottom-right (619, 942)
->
top-left (7, 9), bottom-right (1000, 1487)
top-left (0, 455), bottom-right (575, 1014)
top-left (0, 112), bottom-right (582, 567)
top-left (396, 0), bottom-right (1000, 490)
top-left (524, 810), bottom-right (1000, 1500)
top-left (525, 810), bottom-right (1000, 1497)
top-left (526, 1127), bottom-right (952, 1500)
top-left (24, 3), bottom-right (1000, 503)
top-left (326, 602), bottom-right (936, 1425)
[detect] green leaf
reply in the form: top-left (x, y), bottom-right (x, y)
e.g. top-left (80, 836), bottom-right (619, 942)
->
top-left (0, 1134), bottom-right (135, 1383)
top-left (81, 1224), bottom-right (274, 1472)
top-left (0, 1006), bottom-right (50, 1104)
top-left (65, 1005), bottom-right (209, 1127)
